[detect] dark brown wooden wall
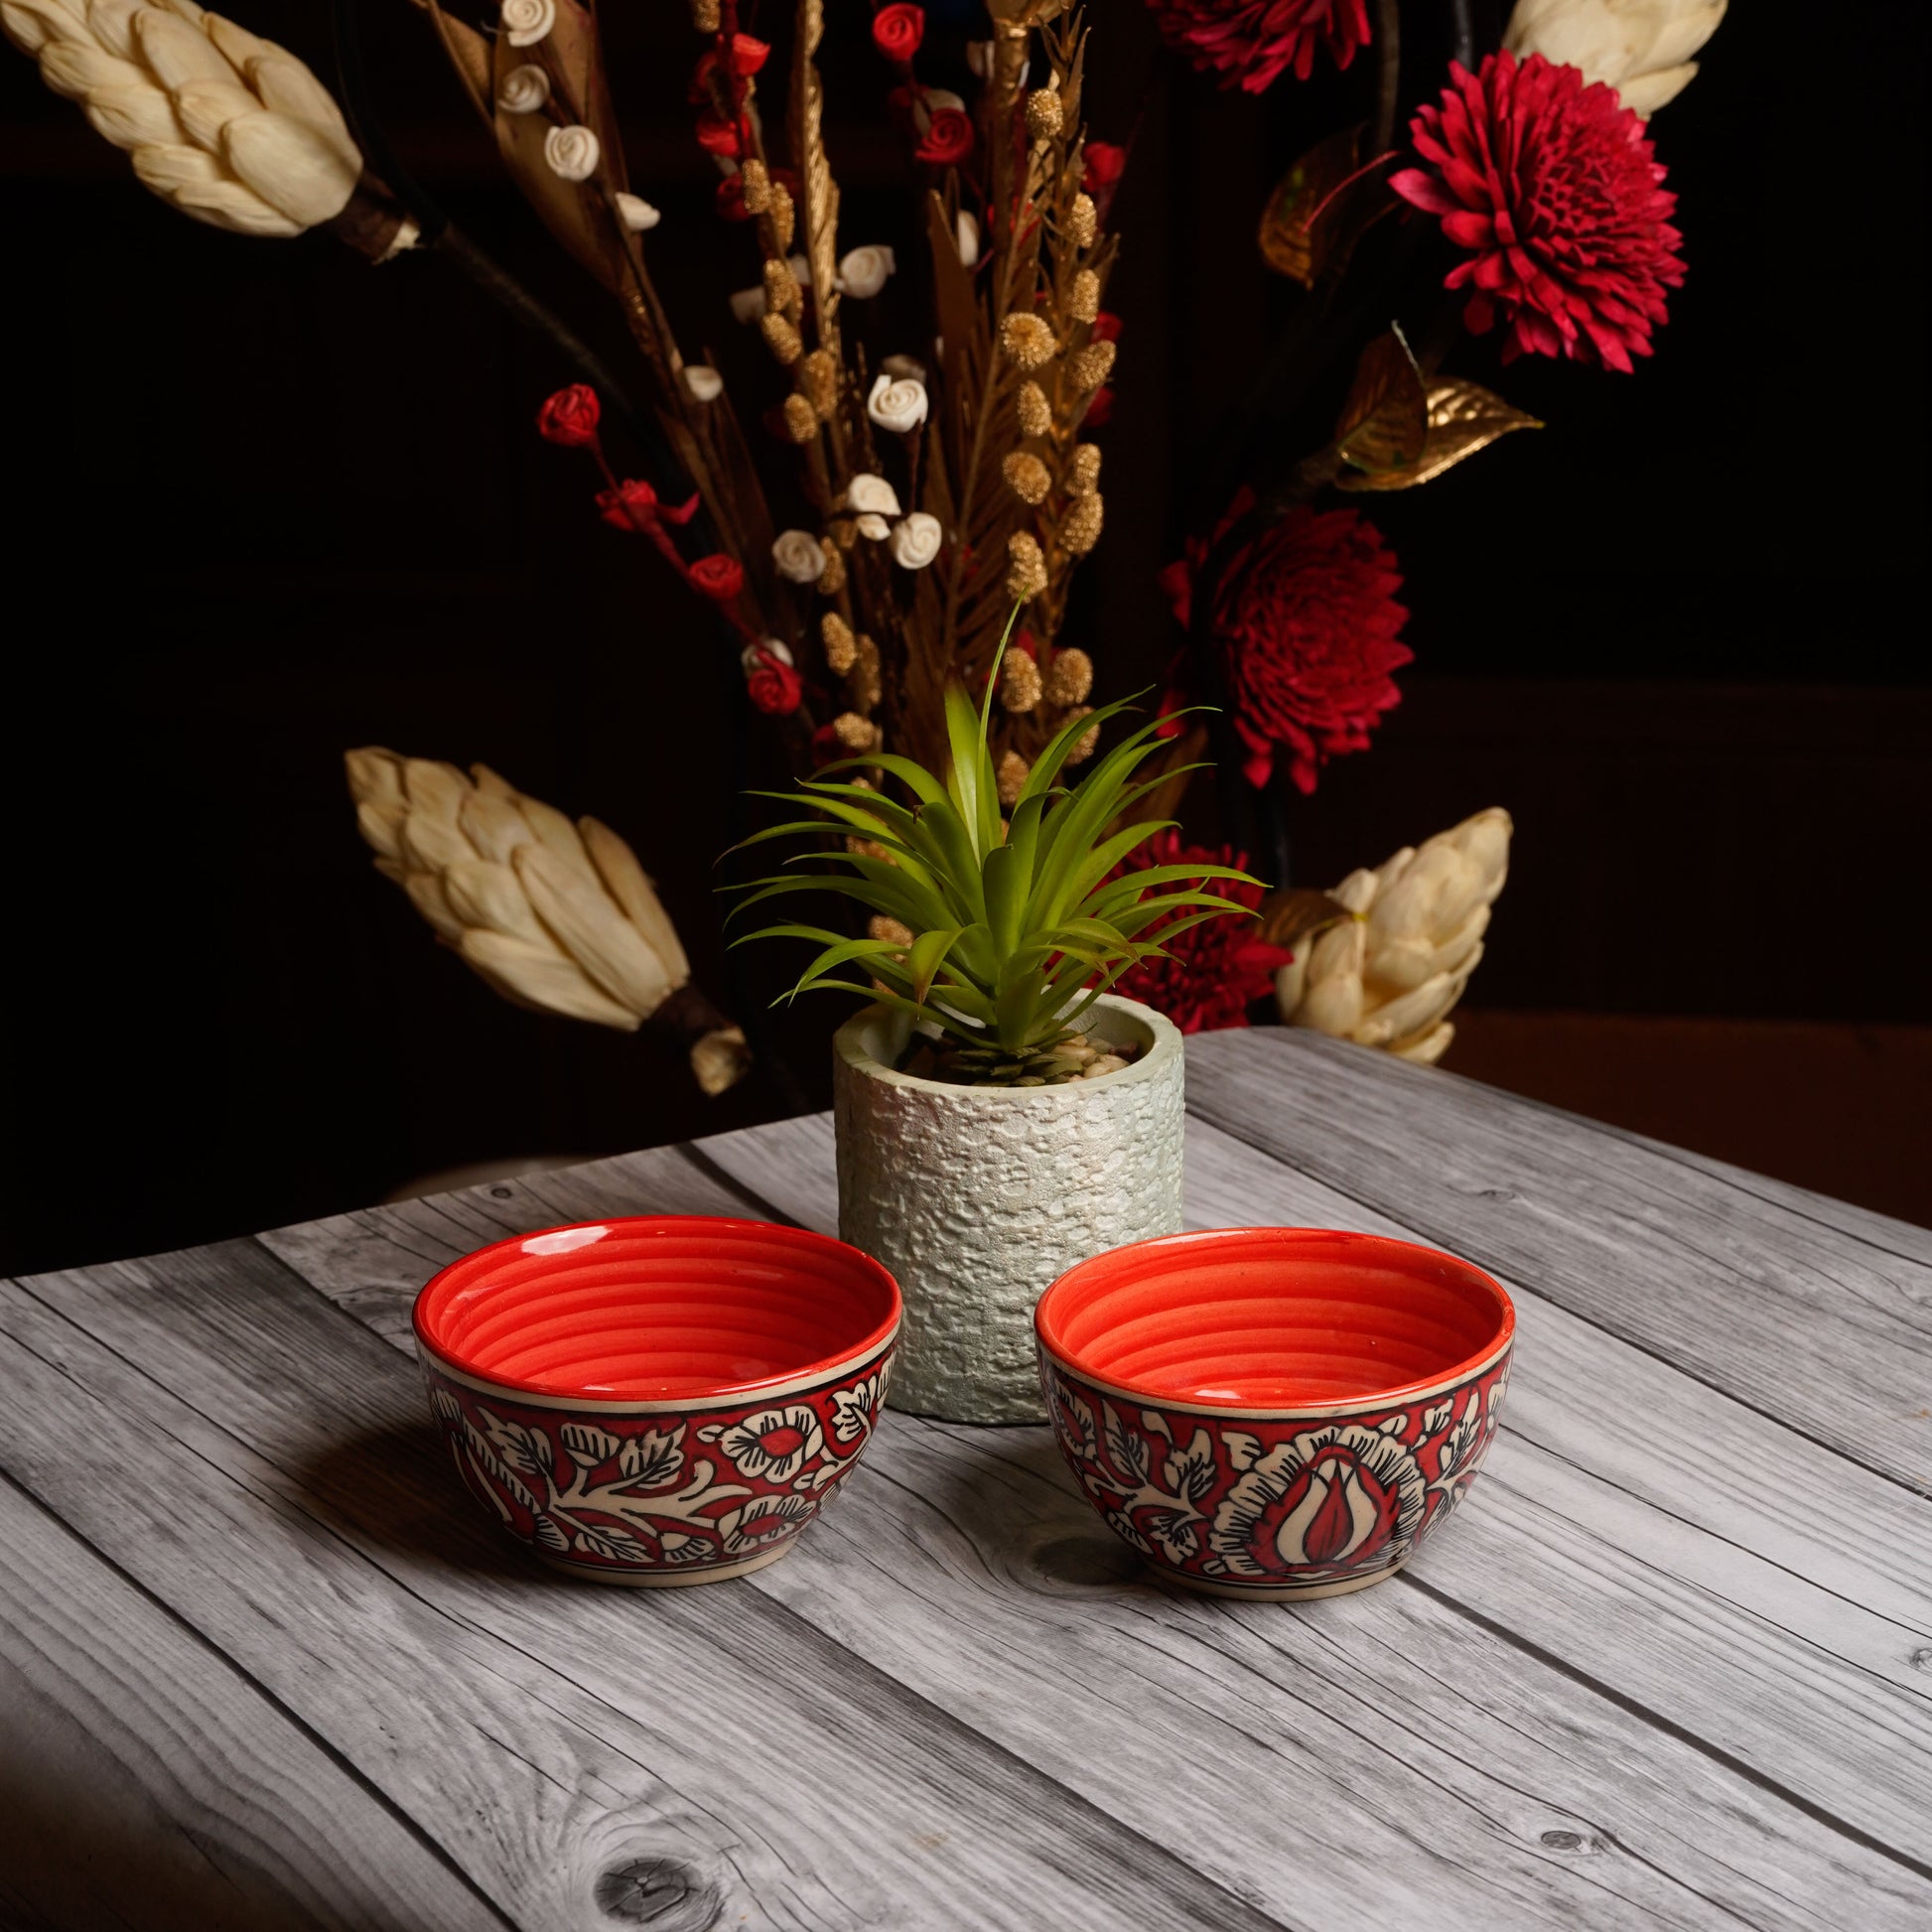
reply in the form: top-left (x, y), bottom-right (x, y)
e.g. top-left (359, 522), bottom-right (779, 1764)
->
top-left (1, 0), bottom-right (1924, 1273)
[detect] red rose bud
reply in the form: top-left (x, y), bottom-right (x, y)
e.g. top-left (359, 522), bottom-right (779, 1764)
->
top-left (598, 481), bottom-right (702, 532)
top-left (695, 110), bottom-right (745, 159)
top-left (872, 3), bottom-right (924, 63)
top-left (727, 33), bottom-right (769, 75)
top-left (915, 107), bottom-right (975, 168)
top-left (689, 34), bottom-right (769, 103)
top-left (688, 554), bottom-right (747, 603)
top-left (1089, 311), bottom-right (1124, 344)
top-left (714, 174), bottom-right (752, 221)
top-left (1084, 385), bottom-right (1115, 428)
top-left (1083, 141), bottom-right (1127, 190)
top-left (748, 648), bottom-right (804, 717)
top-left (536, 384), bottom-right (601, 447)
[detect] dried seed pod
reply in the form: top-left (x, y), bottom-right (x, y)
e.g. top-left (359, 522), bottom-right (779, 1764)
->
top-left (1003, 451), bottom-right (1052, 505)
top-left (1067, 192), bottom-right (1097, 249)
top-left (869, 914), bottom-right (913, 949)
top-left (763, 256), bottom-right (798, 313)
top-left (1068, 444), bottom-right (1102, 495)
top-left (801, 347), bottom-right (839, 418)
top-left (782, 392), bottom-right (817, 443)
top-left (828, 516), bottom-right (859, 550)
top-left (768, 181), bottom-right (796, 252)
top-left (821, 614), bottom-right (859, 673)
top-left (1000, 651), bottom-right (1042, 713)
top-left (851, 633), bottom-right (883, 712)
top-left (996, 750), bottom-right (1031, 806)
top-left (1068, 269), bottom-right (1101, 325)
top-left (1006, 530), bottom-right (1048, 602)
top-left (1064, 706), bottom-right (1100, 763)
top-left (760, 312), bottom-right (803, 366)
top-left (816, 544), bottom-right (847, 595)
top-left (1043, 646), bottom-right (1093, 707)
top-left (1062, 491), bottom-right (1105, 555)
top-left (1000, 312), bottom-right (1057, 371)
top-left (1016, 380), bottom-right (1053, 439)
top-left (740, 157), bottom-right (771, 214)
top-left (1070, 340), bottom-right (1116, 392)
top-left (846, 834), bottom-right (889, 860)
top-left (833, 712), bottom-right (880, 752)
top-left (691, 0), bottom-right (720, 28)
top-left (1025, 89), bottom-right (1063, 140)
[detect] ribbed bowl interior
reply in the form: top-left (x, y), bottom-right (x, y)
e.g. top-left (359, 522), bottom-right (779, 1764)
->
top-left (1037, 1227), bottom-right (1512, 1408)
top-left (415, 1217), bottom-right (900, 1401)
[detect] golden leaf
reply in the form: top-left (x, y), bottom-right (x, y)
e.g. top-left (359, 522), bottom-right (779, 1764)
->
top-left (1337, 378), bottom-right (1543, 491)
top-left (1259, 888), bottom-right (1354, 952)
top-left (1258, 126), bottom-right (1362, 286)
top-left (1334, 326), bottom-right (1428, 476)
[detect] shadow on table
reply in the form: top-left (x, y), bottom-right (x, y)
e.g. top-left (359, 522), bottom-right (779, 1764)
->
top-left (296, 1418), bottom-right (548, 1590)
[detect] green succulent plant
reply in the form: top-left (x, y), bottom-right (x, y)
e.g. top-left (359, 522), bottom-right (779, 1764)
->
top-left (726, 621), bottom-right (1261, 1084)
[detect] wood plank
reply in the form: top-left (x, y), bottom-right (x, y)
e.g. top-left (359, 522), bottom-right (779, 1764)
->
top-left (1181, 1029), bottom-right (1932, 1495)
top-left (259, 1128), bottom-right (1932, 1927)
top-left (0, 1254), bottom-right (1285, 1932)
top-left (0, 1472), bottom-right (496, 1932)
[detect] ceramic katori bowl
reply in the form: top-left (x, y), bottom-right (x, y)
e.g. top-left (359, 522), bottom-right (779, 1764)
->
top-left (1035, 1227), bottom-right (1514, 1600)
top-left (413, 1216), bottom-right (900, 1586)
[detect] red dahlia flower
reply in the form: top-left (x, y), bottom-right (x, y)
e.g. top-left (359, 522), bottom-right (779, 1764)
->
top-left (872, 3), bottom-right (923, 64)
top-left (1162, 488), bottom-right (1409, 795)
top-left (1145, 0), bottom-right (1370, 92)
top-left (1113, 831), bottom-right (1294, 1035)
top-left (1390, 51), bottom-right (1686, 371)
top-left (535, 384), bottom-right (600, 448)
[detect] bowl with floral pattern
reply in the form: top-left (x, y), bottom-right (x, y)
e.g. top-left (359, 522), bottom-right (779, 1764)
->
top-left (414, 1215), bottom-right (900, 1586)
top-left (1035, 1227), bottom-right (1514, 1600)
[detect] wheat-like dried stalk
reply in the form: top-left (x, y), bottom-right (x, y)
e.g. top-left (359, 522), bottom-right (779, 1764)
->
top-left (345, 748), bottom-right (752, 1095)
top-left (3, 0), bottom-right (361, 234)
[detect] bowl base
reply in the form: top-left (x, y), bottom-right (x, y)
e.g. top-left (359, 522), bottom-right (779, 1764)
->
top-left (1161, 1559), bottom-right (1406, 1602)
top-left (532, 1540), bottom-right (796, 1588)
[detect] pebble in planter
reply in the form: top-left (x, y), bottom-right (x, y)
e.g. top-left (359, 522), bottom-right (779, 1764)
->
top-left (728, 617), bottom-right (1261, 1422)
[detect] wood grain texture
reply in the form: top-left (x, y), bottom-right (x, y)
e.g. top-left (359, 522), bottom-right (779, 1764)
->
top-left (0, 1472), bottom-right (496, 1932)
top-left (261, 1117), bottom-right (1932, 1927)
top-left (1182, 1029), bottom-right (1932, 1494)
top-left (0, 1253), bottom-right (1281, 1932)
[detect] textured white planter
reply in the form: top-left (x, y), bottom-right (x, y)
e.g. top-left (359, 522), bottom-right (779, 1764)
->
top-left (833, 996), bottom-right (1185, 1424)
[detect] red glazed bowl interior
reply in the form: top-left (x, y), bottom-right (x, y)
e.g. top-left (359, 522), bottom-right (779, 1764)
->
top-left (413, 1215), bottom-right (901, 1401)
top-left (1036, 1227), bottom-right (1513, 1410)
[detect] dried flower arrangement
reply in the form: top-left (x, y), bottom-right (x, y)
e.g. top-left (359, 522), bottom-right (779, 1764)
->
top-left (731, 616), bottom-right (1254, 1087)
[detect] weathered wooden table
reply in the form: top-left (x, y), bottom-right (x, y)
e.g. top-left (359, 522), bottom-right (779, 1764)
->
top-left (3, 1031), bottom-right (1929, 1931)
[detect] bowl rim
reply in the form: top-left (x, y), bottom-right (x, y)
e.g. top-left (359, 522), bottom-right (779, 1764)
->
top-left (1035, 1224), bottom-right (1515, 1421)
top-left (413, 1213), bottom-right (901, 1413)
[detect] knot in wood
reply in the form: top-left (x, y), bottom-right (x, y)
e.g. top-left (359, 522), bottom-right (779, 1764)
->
top-left (593, 1856), bottom-right (722, 1928)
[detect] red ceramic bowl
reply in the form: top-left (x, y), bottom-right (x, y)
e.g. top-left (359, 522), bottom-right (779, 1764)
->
top-left (1035, 1227), bottom-right (1514, 1600)
top-left (414, 1216), bottom-right (900, 1586)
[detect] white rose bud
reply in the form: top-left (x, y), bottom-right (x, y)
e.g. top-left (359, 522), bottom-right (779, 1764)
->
top-left (684, 365), bottom-right (724, 401)
top-left (616, 193), bottom-right (660, 231)
top-left (729, 287), bottom-right (765, 324)
top-left (836, 244), bottom-right (897, 300)
top-left (543, 125), bottom-right (600, 183)
top-left (788, 253), bottom-right (813, 287)
top-left (955, 209), bottom-right (981, 267)
top-left (889, 513), bottom-right (942, 571)
top-left (497, 65), bottom-right (550, 114)
top-left (771, 529), bottom-right (827, 584)
top-left (500, 0), bottom-right (555, 48)
top-left (880, 353), bottom-right (926, 384)
top-left (846, 474), bottom-right (902, 517)
top-left (741, 637), bottom-right (793, 674)
top-left (867, 372), bottom-right (929, 436)
top-left (855, 513), bottom-right (893, 542)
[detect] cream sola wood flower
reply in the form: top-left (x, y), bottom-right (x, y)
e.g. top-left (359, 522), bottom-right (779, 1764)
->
top-left (3, 0), bottom-right (363, 235)
top-left (345, 749), bottom-right (753, 1096)
top-left (1504, 0), bottom-right (1725, 115)
top-left (1276, 809), bottom-right (1512, 1064)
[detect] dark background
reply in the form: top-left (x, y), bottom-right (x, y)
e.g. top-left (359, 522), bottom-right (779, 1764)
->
top-left (1, 0), bottom-right (1925, 1274)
